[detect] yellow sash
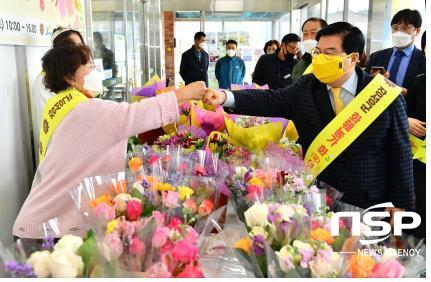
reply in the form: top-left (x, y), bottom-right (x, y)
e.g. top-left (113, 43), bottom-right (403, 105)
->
top-left (409, 134), bottom-right (426, 164)
top-left (303, 64), bottom-right (313, 75)
top-left (39, 89), bottom-right (89, 162)
top-left (304, 74), bottom-right (401, 184)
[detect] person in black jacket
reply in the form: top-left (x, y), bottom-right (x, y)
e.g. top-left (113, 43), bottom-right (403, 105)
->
top-left (365, 9), bottom-right (425, 99)
top-left (93, 32), bottom-right (117, 78)
top-left (179, 31), bottom-right (209, 87)
top-left (204, 22), bottom-right (414, 214)
top-left (252, 33), bottom-right (300, 89)
top-left (407, 32), bottom-right (426, 239)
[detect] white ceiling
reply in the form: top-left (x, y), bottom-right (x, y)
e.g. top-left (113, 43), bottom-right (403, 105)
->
top-left (161, 0), bottom-right (291, 12)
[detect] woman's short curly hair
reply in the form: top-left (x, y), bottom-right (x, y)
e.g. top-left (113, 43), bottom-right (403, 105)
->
top-left (42, 43), bottom-right (92, 93)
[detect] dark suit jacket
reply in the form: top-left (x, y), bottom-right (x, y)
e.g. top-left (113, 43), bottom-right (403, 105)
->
top-left (227, 67), bottom-right (414, 210)
top-left (365, 46), bottom-right (426, 108)
top-left (252, 51), bottom-right (298, 89)
top-left (179, 47), bottom-right (209, 86)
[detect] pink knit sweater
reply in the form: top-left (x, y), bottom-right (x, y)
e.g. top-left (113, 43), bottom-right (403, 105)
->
top-left (13, 92), bottom-right (179, 238)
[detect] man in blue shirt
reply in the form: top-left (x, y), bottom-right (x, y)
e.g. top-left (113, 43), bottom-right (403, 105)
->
top-left (215, 40), bottom-right (246, 89)
top-left (365, 9), bottom-right (425, 98)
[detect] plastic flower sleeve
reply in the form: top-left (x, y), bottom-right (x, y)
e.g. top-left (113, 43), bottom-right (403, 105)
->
top-left (196, 205), bottom-right (227, 246)
top-left (262, 142), bottom-right (305, 173)
top-left (202, 199), bottom-right (263, 277)
top-left (69, 172), bottom-right (127, 236)
top-left (190, 103), bottom-right (226, 136)
top-left (199, 214), bottom-right (254, 278)
top-left (0, 241), bottom-right (36, 278)
top-left (383, 233), bottom-right (426, 277)
top-left (315, 180), bottom-right (344, 211)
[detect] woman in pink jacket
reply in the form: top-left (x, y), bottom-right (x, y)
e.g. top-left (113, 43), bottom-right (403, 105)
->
top-left (13, 44), bottom-right (206, 239)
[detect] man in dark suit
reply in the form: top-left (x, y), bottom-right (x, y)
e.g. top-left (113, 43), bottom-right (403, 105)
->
top-left (365, 9), bottom-right (425, 101)
top-left (180, 31), bottom-right (209, 87)
top-left (204, 22), bottom-right (414, 212)
top-left (252, 33), bottom-right (300, 89)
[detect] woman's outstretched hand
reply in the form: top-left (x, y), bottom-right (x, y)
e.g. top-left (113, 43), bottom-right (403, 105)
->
top-left (175, 81), bottom-right (207, 104)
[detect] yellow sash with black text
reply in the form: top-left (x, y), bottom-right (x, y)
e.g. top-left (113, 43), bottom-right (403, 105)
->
top-left (409, 134), bottom-right (426, 164)
top-left (304, 74), bottom-right (402, 184)
top-left (39, 89), bottom-right (89, 162)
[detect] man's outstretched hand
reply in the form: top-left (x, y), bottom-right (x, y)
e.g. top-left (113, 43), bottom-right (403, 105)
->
top-left (203, 89), bottom-right (227, 106)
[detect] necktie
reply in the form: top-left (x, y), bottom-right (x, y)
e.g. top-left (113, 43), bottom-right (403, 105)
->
top-left (389, 50), bottom-right (404, 83)
top-left (332, 87), bottom-right (344, 115)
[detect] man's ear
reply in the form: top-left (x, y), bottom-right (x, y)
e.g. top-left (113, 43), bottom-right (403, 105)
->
top-left (351, 52), bottom-right (360, 65)
top-left (415, 27), bottom-right (421, 36)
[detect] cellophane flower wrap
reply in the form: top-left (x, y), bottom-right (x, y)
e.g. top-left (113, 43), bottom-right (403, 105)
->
top-left (0, 218), bottom-right (110, 278)
top-left (190, 103), bottom-right (226, 136)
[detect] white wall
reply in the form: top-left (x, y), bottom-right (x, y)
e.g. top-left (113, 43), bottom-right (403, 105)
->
top-left (0, 45), bottom-right (30, 246)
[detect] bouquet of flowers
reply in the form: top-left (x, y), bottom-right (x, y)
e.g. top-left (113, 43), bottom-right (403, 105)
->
top-left (131, 75), bottom-right (166, 100)
top-left (69, 171), bottom-right (220, 277)
top-left (190, 103), bottom-right (226, 136)
top-left (100, 212), bottom-right (205, 277)
top-left (226, 161), bottom-right (318, 221)
top-left (206, 131), bottom-right (254, 167)
top-left (0, 219), bottom-right (109, 278)
top-left (223, 115), bottom-right (284, 153)
top-left (233, 201), bottom-right (416, 278)
top-left (229, 114), bottom-right (288, 134)
top-left (153, 126), bottom-right (207, 153)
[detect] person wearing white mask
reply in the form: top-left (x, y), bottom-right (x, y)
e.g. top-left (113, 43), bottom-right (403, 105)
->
top-left (31, 27), bottom-right (85, 164)
top-left (180, 31), bottom-right (210, 86)
top-left (365, 9), bottom-right (425, 97)
top-left (292, 17), bottom-right (328, 81)
top-left (13, 43), bottom-right (207, 240)
top-left (215, 40), bottom-right (246, 89)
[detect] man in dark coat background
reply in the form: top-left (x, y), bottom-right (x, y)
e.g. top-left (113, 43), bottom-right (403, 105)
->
top-left (180, 31), bottom-right (209, 87)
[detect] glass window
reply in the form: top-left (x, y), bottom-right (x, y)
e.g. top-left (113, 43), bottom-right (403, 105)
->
top-left (174, 21), bottom-right (201, 85)
top-left (300, 5), bottom-right (308, 29)
top-left (348, 0), bottom-right (369, 51)
top-left (224, 21), bottom-right (273, 87)
top-left (91, 0), bottom-right (147, 102)
top-left (291, 9), bottom-right (301, 36)
top-left (279, 13), bottom-right (290, 39)
top-left (327, 0), bottom-right (344, 23)
top-left (309, 3), bottom-right (321, 18)
top-left (92, 11), bottom-right (127, 101)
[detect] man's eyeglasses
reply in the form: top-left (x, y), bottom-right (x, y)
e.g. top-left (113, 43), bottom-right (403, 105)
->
top-left (311, 48), bottom-right (346, 59)
top-left (391, 25), bottom-right (415, 33)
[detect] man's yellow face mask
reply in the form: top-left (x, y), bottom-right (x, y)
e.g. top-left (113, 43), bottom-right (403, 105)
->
top-left (311, 51), bottom-right (355, 84)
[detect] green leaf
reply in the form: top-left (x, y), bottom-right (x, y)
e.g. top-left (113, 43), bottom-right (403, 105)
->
top-left (138, 217), bottom-right (156, 241)
top-left (141, 205), bottom-right (156, 217)
top-left (331, 228), bottom-right (349, 252)
top-left (77, 229), bottom-right (99, 278)
top-left (130, 188), bottom-right (143, 200)
top-left (256, 253), bottom-right (268, 277)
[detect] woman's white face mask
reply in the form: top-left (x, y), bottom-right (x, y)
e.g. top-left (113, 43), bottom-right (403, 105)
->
top-left (83, 68), bottom-right (104, 95)
top-left (74, 68), bottom-right (104, 97)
